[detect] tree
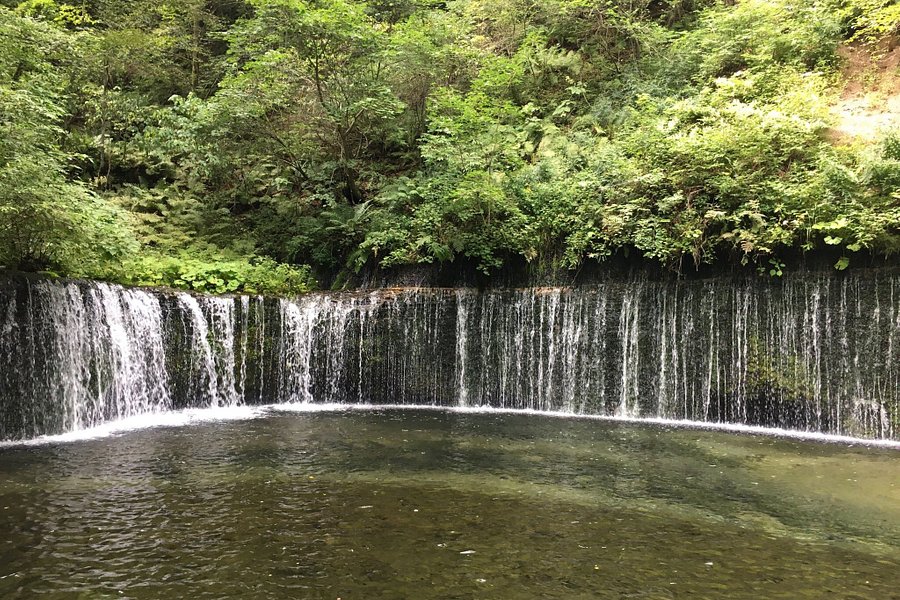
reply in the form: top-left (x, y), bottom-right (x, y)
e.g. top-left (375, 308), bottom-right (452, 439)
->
top-left (223, 0), bottom-right (405, 203)
top-left (0, 8), bottom-right (133, 272)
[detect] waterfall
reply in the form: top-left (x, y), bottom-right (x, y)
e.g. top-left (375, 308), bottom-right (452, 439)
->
top-left (455, 290), bottom-right (471, 407)
top-left (1, 271), bottom-right (898, 441)
top-left (175, 294), bottom-right (220, 406)
top-left (0, 280), bottom-right (171, 438)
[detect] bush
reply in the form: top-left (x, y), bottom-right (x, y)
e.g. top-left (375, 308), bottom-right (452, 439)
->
top-left (97, 252), bottom-right (316, 296)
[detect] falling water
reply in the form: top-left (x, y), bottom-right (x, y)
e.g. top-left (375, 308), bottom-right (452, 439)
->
top-left (175, 294), bottom-right (220, 406)
top-left (0, 280), bottom-right (171, 438)
top-left (455, 290), bottom-right (471, 407)
top-left (1, 271), bottom-right (898, 441)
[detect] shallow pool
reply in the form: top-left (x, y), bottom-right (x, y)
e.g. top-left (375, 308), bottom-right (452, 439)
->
top-left (0, 408), bottom-right (897, 599)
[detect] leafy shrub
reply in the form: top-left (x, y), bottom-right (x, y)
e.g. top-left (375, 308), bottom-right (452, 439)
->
top-left (103, 252), bottom-right (316, 296)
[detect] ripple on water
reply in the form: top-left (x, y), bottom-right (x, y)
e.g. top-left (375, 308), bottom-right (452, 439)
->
top-left (0, 409), bottom-right (897, 600)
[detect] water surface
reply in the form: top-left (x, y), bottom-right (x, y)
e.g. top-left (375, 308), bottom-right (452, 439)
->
top-left (0, 408), bottom-right (897, 599)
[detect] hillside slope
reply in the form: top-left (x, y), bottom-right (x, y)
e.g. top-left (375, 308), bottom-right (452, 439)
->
top-left (830, 41), bottom-right (900, 142)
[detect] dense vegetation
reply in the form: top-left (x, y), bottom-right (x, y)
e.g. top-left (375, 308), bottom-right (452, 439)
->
top-left (1, 0), bottom-right (898, 292)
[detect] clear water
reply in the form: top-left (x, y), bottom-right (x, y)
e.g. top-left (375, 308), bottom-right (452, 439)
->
top-left (0, 408), bottom-right (897, 599)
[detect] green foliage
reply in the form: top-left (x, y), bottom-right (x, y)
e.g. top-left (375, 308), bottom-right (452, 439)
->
top-left (841, 0), bottom-right (900, 46)
top-left (112, 253), bottom-right (316, 295)
top-left (0, 8), bottom-right (134, 273)
top-left (2, 0), bottom-right (899, 289)
top-left (366, 170), bottom-right (531, 273)
top-left (665, 0), bottom-right (841, 85)
top-left (16, 0), bottom-right (95, 29)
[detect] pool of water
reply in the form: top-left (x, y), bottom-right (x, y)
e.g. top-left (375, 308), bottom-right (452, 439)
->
top-left (0, 408), bottom-right (897, 599)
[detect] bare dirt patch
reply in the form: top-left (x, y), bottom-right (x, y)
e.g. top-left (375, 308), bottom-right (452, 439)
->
top-left (827, 38), bottom-right (900, 144)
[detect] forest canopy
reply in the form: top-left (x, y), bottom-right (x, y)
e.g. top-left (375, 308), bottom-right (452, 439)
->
top-left (1, 0), bottom-right (899, 292)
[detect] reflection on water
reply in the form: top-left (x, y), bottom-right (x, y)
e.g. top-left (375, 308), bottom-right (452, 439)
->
top-left (0, 409), bottom-right (897, 599)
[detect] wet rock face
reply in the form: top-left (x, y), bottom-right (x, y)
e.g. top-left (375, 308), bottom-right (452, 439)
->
top-left (1, 270), bottom-right (898, 441)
